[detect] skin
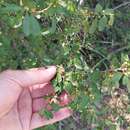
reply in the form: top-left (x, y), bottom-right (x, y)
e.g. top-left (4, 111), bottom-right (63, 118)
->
top-left (0, 66), bottom-right (72, 130)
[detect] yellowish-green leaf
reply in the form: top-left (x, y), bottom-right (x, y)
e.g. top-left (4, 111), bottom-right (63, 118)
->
top-left (89, 18), bottom-right (98, 34)
top-left (108, 15), bottom-right (114, 26)
top-left (98, 16), bottom-right (108, 31)
top-left (95, 4), bottom-right (103, 13)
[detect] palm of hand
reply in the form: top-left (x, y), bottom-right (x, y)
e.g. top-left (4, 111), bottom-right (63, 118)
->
top-left (0, 68), bottom-right (71, 130)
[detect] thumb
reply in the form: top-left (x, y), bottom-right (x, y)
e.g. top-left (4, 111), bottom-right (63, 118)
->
top-left (2, 66), bottom-right (56, 87)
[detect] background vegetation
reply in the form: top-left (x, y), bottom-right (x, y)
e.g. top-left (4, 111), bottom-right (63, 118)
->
top-left (1, 0), bottom-right (130, 129)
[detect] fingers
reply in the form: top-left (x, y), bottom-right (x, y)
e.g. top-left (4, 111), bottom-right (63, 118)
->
top-left (33, 98), bottom-right (50, 113)
top-left (32, 84), bottom-right (54, 112)
top-left (18, 89), bottom-right (32, 130)
top-left (30, 108), bottom-right (72, 129)
top-left (30, 84), bottom-right (54, 99)
top-left (2, 66), bottom-right (56, 87)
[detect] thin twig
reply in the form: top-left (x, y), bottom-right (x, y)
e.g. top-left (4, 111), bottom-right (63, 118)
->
top-left (34, 3), bottom-right (53, 14)
top-left (113, 1), bottom-right (130, 10)
top-left (92, 45), bottom-right (130, 70)
top-left (95, 41), bottom-right (113, 44)
top-left (87, 46), bottom-right (106, 58)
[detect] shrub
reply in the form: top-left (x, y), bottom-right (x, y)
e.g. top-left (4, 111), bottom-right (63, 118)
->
top-left (1, 0), bottom-right (130, 129)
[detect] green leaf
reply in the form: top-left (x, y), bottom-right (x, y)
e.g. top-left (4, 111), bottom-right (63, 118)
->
top-left (42, 125), bottom-right (57, 130)
top-left (89, 70), bottom-right (101, 102)
top-left (46, 125), bottom-right (56, 130)
top-left (123, 76), bottom-right (129, 85)
top-left (89, 18), bottom-right (98, 34)
top-left (49, 18), bottom-right (57, 34)
top-left (22, 0), bottom-right (36, 9)
top-left (103, 9), bottom-right (114, 15)
top-left (123, 76), bottom-right (130, 92)
top-left (55, 6), bottom-right (69, 16)
top-left (23, 14), bottom-right (41, 36)
top-left (92, 85), bottom-right (101, 102)
top-left (51, 103), bottom-right (61, 111)
top-left (98, 16), bottom-right (108, 31)
top-left (1, 4), bottom-right (22, 13)
top-left (67, 1), bottom-right (76, 12)
top-left (80, 95), bottom-right (89, 108)
top-left (47, 6), bottom-right (69, 16)
top-left (95, 4), bottom-right (103, 13)
top-left (39, 109), bottom-right (53, 119)
top-left (90, 70), bottom-right (101, 83)
top-left (23, 14), bottom-right (30, 36)
top-left (29, 15), bottom-right (41, 36)
top-left (112, 72), bottom-right (122, 83)
top-left (121, 53), bottom-right (129, 63)
top-left (44, 110), bottom-right (53, 119)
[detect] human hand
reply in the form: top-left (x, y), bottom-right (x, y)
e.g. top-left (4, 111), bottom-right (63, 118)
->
top-left (0, 66), bottom-right (72, 130)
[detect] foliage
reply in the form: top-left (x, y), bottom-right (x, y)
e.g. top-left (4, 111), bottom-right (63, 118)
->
top-left (1, 0), bottom-right (130, 129)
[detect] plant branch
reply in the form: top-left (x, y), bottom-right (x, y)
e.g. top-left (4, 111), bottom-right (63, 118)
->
top-left (34, 3), bottom-right (53, 14)
top-left (113, 1), bottom-right (130, 10)
top-left (92, 45), bottom-right (130, 70)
